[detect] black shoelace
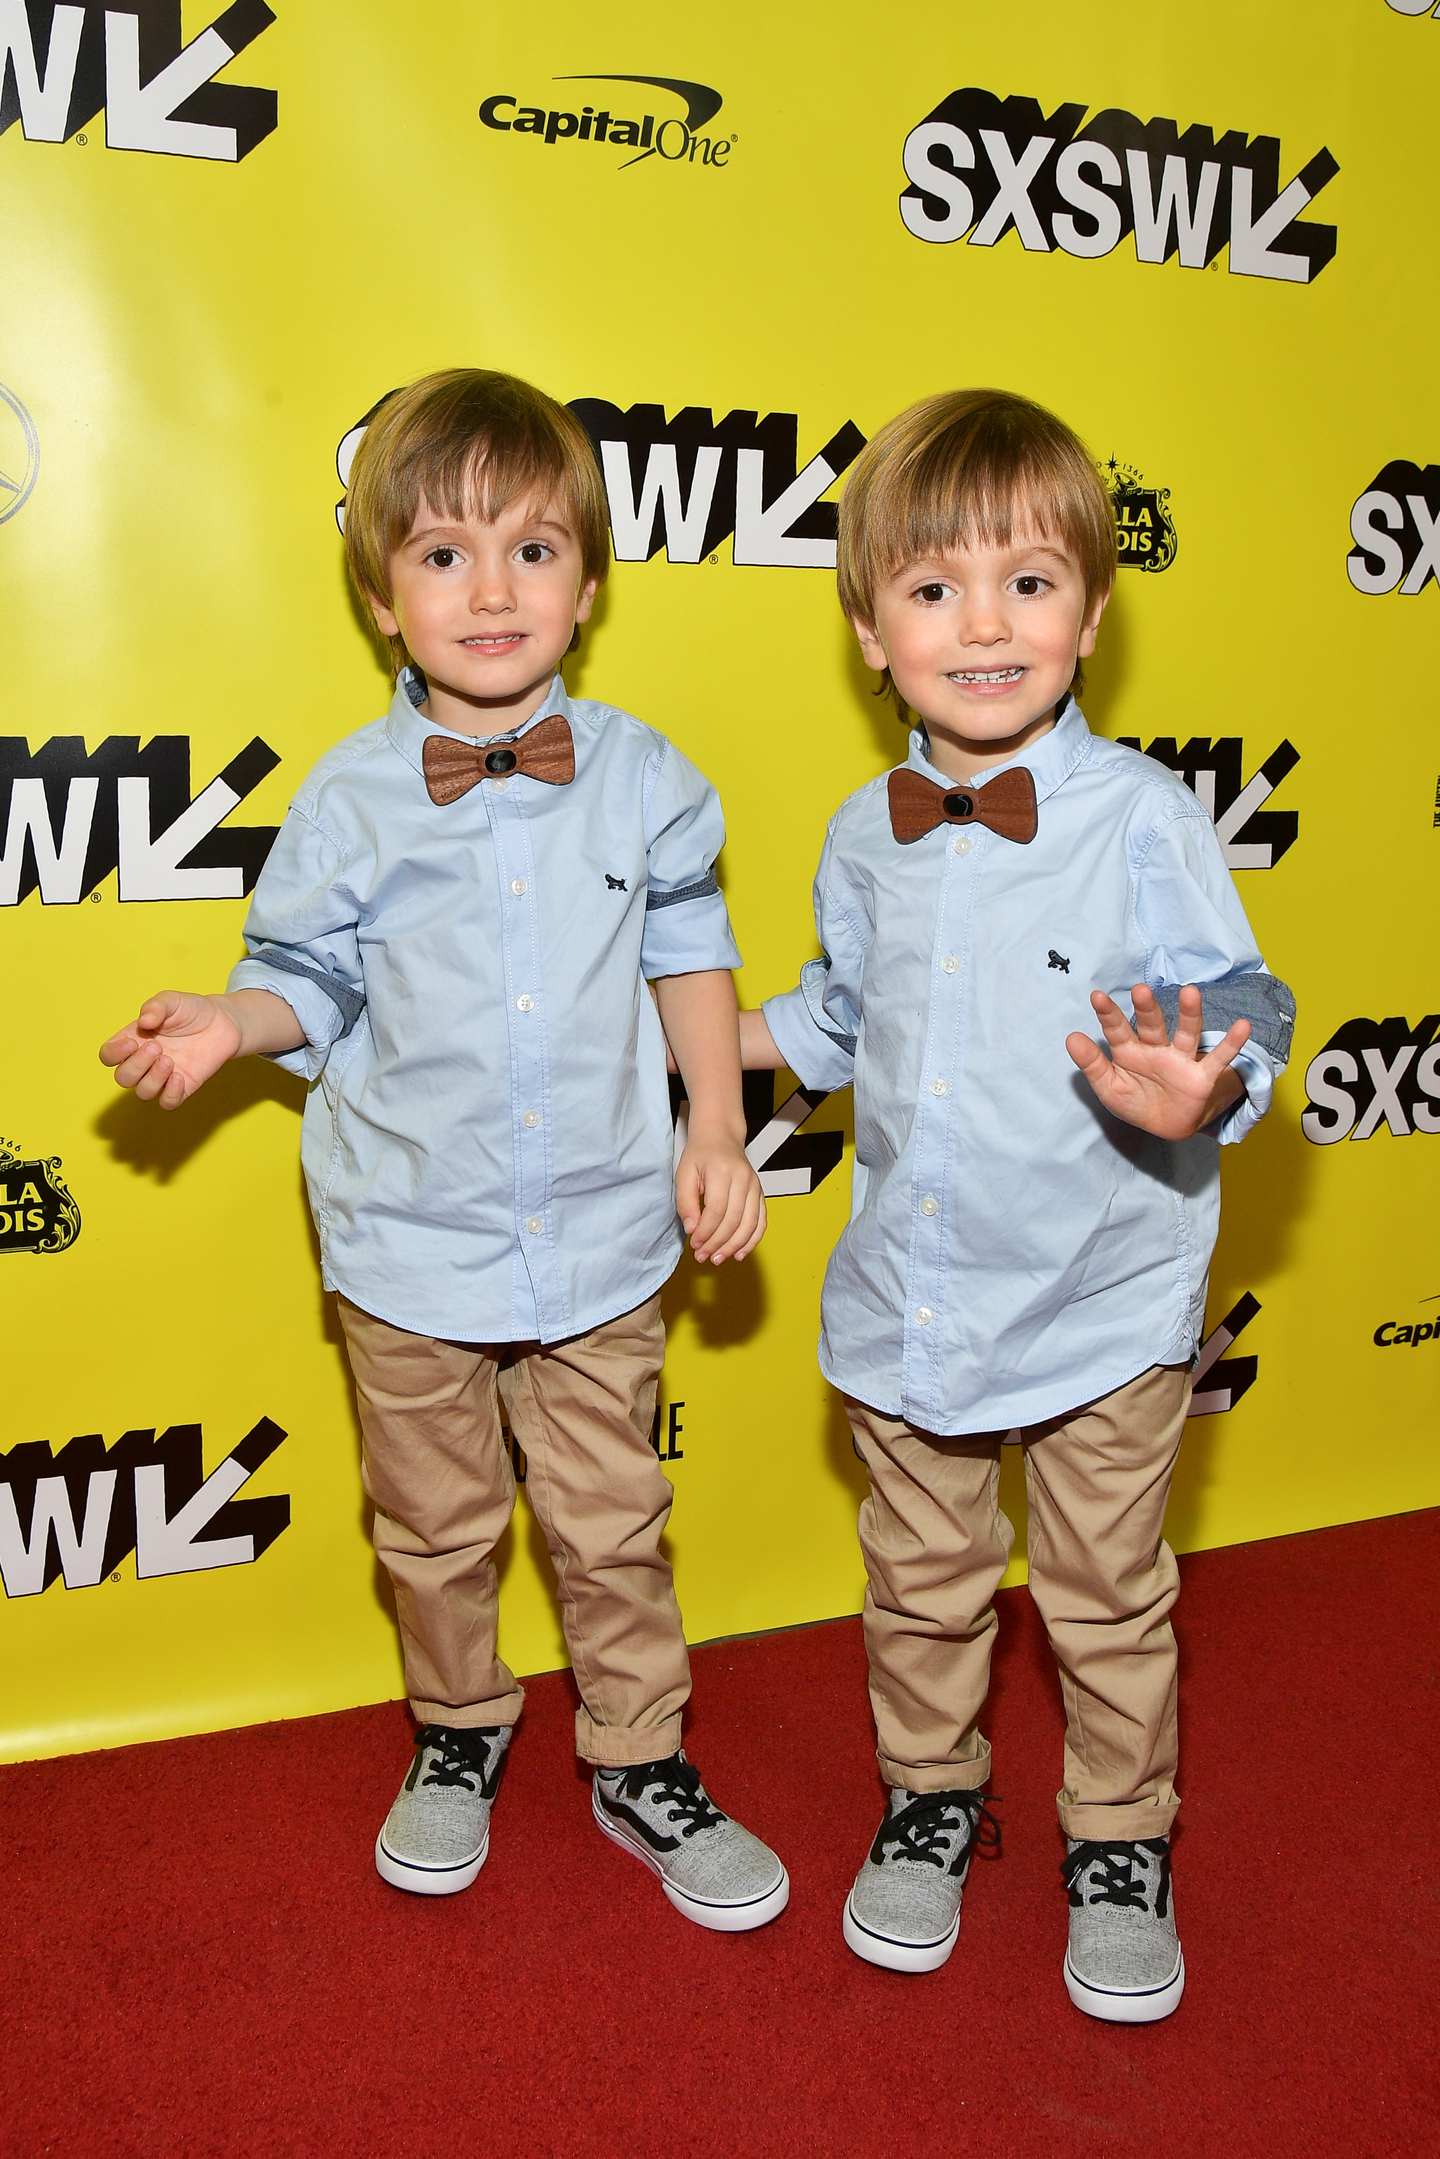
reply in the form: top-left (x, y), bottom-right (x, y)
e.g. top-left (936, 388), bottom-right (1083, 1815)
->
top-left (408, 1725), bottom-right (506, 1800)
top-left (1062, 1837), bottom-right (1171, 1918)
top-left (607, 1755), bottom-right (724, 1837)
top-left (869, 1789), bottom-right (1002, 1874)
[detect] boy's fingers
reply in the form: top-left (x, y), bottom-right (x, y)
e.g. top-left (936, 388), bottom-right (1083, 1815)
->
top-left (1169, 984), bottom-right (1204, 1060)
top-left (694, 1172), bottom-right (746, 1260)
top-left (1130, 983), bottom-right (1169, 1048)
top-left (1065, 1031), bottom-right (1115, 1089)
top-left (708, 1179), bottom-right (762, 1264)
top-left (674, 1158), bottom-right (701, 1234)
top-left (1198, 1017), bottom-right (1251, 1078)
top-left (99, 1029), bottom-right (137, 1068)
top-left (1090, 993), bottom-right (1138, 1053)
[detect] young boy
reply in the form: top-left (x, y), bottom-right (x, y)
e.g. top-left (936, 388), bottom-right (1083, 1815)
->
top-left (741, 389), bottom-right (1293, 2016)
top-left (101, 369), bottom-right (789, 1933)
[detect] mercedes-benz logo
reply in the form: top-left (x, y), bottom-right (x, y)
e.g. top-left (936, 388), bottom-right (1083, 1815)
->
top-left (0, 384), bottom-right (39, 525)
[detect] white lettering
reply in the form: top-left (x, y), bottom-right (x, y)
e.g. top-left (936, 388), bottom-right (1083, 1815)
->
top-left (971, 131), bottom-right (1053, 251)
top-left (0, 0), bottom-right (84, 140)
top-left (0, 1470), bottom-right (116, 1595)
top-left (1353, 1044), bottom-right (1417, 1139)
top-left (103, 9), bottom-right (240, 161)
top-left (116, 775), bottom-right (246, 901)
top-left (1399, 493), bottom-right (1440, 595)
top-left (133, 1455), bottom-right (255, 1577)
top-left (1347, 492), bottom-right (1406, 595)
top-left (732, 448), bottom-right (839, 568)
top-left (1301, 1049), bottom-right (1359, 1144)
top-left (1412, 1044), bottom-right (1440, 1134)
top-left (1126, 150), bottom-right (1221, 268)
top-left (600, 441), bottom-right (721, 564)
top-left (1052, 140), bottom-right (1122, 258)
top-left (900, 122), bottom-right (974, 242)
top-left (1229, 163), bottom-right (1318, 284)
top-left (0, 777), bottom-right (98, 905)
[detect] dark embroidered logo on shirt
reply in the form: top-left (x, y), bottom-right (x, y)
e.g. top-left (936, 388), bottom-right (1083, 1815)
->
top-left (1048, 949), bottom-right (1071, 973)
top-left (605, 873), bottom-right (628, 891)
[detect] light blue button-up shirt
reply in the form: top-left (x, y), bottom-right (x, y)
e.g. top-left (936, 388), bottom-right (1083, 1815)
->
top-left (227, 671), bottom-right (740, 1343)
top-left (762, 699), bottom-right (1291, 1435)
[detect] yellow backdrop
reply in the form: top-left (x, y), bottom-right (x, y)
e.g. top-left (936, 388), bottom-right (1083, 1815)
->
top-left (3, 0), bottom-right (1437, 1761)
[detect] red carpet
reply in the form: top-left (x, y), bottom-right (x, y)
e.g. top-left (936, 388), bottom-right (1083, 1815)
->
top-left (3, 1510), bottom-right (1436, 2159)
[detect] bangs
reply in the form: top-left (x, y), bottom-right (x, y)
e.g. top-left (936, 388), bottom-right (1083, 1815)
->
top-left (837, 389), bottom-right (1117, 629)
top-left (343, 369), bottom-right (611, 677)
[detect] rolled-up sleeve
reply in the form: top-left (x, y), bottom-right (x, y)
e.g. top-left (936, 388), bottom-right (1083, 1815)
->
top-left (761, 817), bottom-right (870, 1092)
top-left (226, 806), bottom-right (364, 1082)
top-left (1128, 808), bottom-right (1294, 1144)
top-left (639, 738), bottom-right (742, 978)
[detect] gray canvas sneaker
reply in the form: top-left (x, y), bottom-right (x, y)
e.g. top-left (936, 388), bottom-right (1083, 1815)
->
top-left (843, 1786), bottom-right (1001, 1973)
top-left (375, 1725), bottom-right (512, 1896)
top-left (1063, 1836), bottom-right (1185, 2022)
top-left (592, 1752), bottom-right (789, 1932)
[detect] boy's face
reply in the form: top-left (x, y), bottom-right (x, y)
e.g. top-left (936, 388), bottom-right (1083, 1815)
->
top-left (852, 532), bottom-right (1108, 782)
top-left (370, 490), bottom-right (598, 733)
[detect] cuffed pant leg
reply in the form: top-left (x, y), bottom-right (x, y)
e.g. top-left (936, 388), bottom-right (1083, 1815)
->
top-left (338, 1297), bottom-right (526, 1731)
top-left (846, 1397), bottom-right (1012, 1793)
top-left (499, 1294), bottom-right (691, 1769)
top-left (1021, 1362), bottom-right (1190, 1841)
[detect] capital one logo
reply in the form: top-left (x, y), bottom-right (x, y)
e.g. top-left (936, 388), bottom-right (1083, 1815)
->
top-left (0, 0), bottom-right (277, 161)
top-left (1347, 463), bottom-right (1439, 596)
top-left (899, 87), bottom-right (1337, 285)
top-left (0, 1418), bottom-right (289, 1595)
top-left (0, 734), bottom-right (279, 905)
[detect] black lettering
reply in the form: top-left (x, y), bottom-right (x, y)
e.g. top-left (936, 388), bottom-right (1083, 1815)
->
top-left (512, 106), bottom-right (545, 135)
top-left (479, 95), bottom-right (515, 130)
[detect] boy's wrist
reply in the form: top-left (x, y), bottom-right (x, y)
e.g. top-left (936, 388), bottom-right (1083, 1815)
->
top-left (681, 1109), bottom-right (747, 1152)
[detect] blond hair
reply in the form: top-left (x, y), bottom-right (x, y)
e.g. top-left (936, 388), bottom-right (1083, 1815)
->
top-left (837, 389), bottom-right (1116, 713)
top-left (343, 369), bottom-right (611, 677)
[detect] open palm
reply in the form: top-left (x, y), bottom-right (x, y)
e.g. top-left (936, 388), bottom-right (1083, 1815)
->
top-left (99, 992), bottom-right (242, 1110)
top-left (1066, 983), bottom-right (1250, 1140)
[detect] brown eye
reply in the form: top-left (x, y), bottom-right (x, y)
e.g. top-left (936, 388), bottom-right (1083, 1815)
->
top-left (918, 583), bottom-right (946, 603)
top-left (1015, 575), bottom-right (1042, 596)
top-left (519, 543), bottom-right (547, 564)
top-left (430, 547), bottom-right (457, 569)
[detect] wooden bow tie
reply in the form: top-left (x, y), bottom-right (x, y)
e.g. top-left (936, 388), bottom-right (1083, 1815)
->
top-left (422, 715), bottom-right (576, 805)
top-left (887, 764), bottom-right (1038, 845)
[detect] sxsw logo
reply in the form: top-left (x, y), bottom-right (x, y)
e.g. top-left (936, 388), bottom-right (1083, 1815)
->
top-left (671, 1073), bottom-right (843, 1199)
top-left (1117, 736), bottom-right (1299, 870)
top-left (1189, 1293), bottom-right (1260, 1416)
top-left (0, 1417), bottom-right (289, 1595)
top-left (1347, 463), bottom-right (1439, 595)
top-left (480, 74), bottom-right (733, 173)
top-left (899, 87), bottom-right (1337, 285)
top-left (570, 402), bottom-right (867, 569)
top-left (0, 0), bottom-right (276, 161)
top-left (0, 734), bottom-right (279, 905)
top-left (1301, 1014), bottom-right (1440, 1144)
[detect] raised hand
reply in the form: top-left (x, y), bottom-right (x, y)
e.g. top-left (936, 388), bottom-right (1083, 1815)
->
top-left (1066, 983), bottom-right (1249, 1141)
top-left (99, 988), bottom-right (305, 1109)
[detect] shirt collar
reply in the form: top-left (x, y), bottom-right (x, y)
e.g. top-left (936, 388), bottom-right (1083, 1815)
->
top-left (384, 667), bottom-right (574, 779)
top-left (905, 694), bottom-right (1093, 805)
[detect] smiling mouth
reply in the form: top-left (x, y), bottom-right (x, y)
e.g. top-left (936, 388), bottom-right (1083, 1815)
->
top-left (947, 666), bottom-right (1026, 687)
top-left (460, 634), bottom-right (526, 653)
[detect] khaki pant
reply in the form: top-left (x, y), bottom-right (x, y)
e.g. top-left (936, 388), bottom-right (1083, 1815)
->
top-left (847, 1363), bottom-right (1190, 1840)
top-left (339, 1293), bottom-right (691, 1766)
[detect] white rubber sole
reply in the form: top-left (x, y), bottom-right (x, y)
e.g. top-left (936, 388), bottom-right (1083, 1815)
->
top-left (591, 1790), bottom-right (790, 1932)
top-left (842, 1890), bottom-right (959, 1973)
top-left (1064, 1945), bottom-right (1185, 2023)
top-left (374, 1824), bottom-right (489, 1897)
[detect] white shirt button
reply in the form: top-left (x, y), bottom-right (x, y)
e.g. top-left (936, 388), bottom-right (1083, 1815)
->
top-left (920, 1195), bottom-right (939, 1217)
top-left (915, 1306), bottom-right (934, 1326)
top-left (525, 1216), bottom-right (543, 1234)
top-left (930, 1077), bottom-right (948, 1096)
top-left (516, 994), bottom-right (534, 1012)
top-left (491, 776), bottom-right (510, 792)
top-left (510, 878), bottom-right (527, 897)
top-left (522, 1110), bottom-right (540, 1129)
top-left (953, 833), bottom-right (972, 855)
top-left (941, 954), bottom-right (959, 975)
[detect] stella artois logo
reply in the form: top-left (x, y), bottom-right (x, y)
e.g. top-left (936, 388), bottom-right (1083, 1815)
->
top-left (0, 1140), bottom-right (81, 1255)
top-left (1101, 457), bottom-right (1178, 574)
